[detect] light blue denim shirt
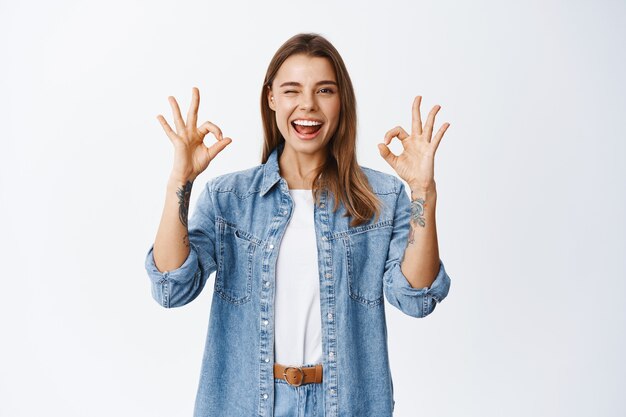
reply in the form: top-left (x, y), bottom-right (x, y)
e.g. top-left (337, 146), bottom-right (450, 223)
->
top-left (144, 142), bottom-right (451, 417)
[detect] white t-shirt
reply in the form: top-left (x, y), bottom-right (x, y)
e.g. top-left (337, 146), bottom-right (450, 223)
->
top-left (273, 189), bottom-right (323, 366)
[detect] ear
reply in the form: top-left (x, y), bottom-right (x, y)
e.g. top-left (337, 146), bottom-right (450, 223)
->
top-left (267, 87), bottom-right (275, 111)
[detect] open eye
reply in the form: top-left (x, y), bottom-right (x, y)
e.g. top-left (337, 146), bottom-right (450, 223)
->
top-left (319, 88), bottom-right (334, 94)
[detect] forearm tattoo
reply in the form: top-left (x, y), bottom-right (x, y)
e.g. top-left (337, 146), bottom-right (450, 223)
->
top-left (410, 197), bottom-right (426, 227)
top-left (176, 180), bottom-right (193, 228)
top-left (408, 197), bottom-right (426, 245)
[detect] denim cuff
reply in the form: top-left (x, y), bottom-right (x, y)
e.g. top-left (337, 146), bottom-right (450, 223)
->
top-left (395, 259), bottom-right (451, 302)
top-left (144, 242), bottom-right (200, 285)
top-left (384, 259), bottom-right (451, 318)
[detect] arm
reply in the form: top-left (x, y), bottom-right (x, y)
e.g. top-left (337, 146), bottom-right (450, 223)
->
top-left (400, 181), bottom-right (440, 289)
top-left (383, 179), bottom-right (451, 318)
top-left (144, 177), bottom-right (218, 308)
top-left (378, 94), bottom-right (452, 317)
top-left (145, 87), bottom-right (231, 307)
top-left (152, 176), bottom-right (195, 273)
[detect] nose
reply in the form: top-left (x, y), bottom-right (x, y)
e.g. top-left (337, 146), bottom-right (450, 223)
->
top-left (299, 91), bottom-right (317, 112)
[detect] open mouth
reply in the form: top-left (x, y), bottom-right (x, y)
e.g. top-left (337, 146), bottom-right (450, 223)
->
top-left (291, 120), bottom-right (323, 137)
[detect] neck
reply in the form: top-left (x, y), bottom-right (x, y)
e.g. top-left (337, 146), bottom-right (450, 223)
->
top-left (278, 143), bottom-right (327, 189)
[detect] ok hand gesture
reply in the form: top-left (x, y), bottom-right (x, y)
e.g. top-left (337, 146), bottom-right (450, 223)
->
top-left (378, 96), bottom-right (450, 192)
top-left (157, 87), bottom-right (232, 183)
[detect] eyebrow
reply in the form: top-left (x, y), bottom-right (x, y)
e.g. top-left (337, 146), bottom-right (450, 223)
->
top-left (279, 80), bottom-right (338, 88)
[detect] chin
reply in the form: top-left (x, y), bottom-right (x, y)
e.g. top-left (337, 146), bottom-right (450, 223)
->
top-left (287, 138), bottom-right (328, 154)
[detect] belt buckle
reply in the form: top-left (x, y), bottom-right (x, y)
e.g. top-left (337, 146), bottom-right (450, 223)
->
top-left (283, 366), bottom-right (305, 387)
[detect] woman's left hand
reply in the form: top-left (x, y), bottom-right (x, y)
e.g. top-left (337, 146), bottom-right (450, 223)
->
top-left (378, 96), bottom-right (450, 192)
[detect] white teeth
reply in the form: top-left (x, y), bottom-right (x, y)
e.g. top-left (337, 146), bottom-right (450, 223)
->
top-left (293, 120), bottom-right (322, 126)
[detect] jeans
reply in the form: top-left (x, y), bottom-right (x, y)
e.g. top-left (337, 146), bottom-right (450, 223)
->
top-left (273, 377), bottom-right (324, 417)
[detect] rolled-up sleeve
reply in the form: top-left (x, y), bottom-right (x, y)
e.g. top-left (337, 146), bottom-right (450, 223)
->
top-left (144, 180), bottom-right (218, 308)
top-left (383, 179), bottom-right (451, 318)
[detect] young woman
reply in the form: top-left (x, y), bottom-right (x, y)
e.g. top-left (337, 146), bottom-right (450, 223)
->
top-left (145, 33), bottom-right (452, 417)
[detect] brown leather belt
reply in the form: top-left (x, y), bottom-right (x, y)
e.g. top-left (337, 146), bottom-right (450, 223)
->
top-left (274, 363), bottom-right (323, 386)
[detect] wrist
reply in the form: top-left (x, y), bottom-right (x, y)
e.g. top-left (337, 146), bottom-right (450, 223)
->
top-left (407, 180), bottom-right (437, 197)
top-left (168, 175), bottom-right (195, 188)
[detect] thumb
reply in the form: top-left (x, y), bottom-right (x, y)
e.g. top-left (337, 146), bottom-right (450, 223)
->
top-left (377, 143), bottom-right (397, 168)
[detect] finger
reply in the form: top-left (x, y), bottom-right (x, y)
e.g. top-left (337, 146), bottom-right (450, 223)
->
top-left (206, 136), bottom-right (233, 160)
top-left (156, 114), bottom-right (178, 143)
top-left (431, 122), bottom-right (450, 153)
top-left (186, 87), bottom-right (199, 129)
top-left (377, 143), bottom-right (398, 168)
top-left (411, 96), bottom-right (423, 137)
top-left (424, 105), bottom-right (441, 141)
top-left (168, 96), bottom-right (186, 134)
top-left (198, 120), bottom-right (224, 141)
top-left (383, 126), bottom-right (410, 145)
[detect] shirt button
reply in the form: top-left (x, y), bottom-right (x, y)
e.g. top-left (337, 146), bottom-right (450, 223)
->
top-left (325, 273), bottom-right (332, 278)
top-left (327, 313), bottom-right (333, 321)
top-left (330, 388), bottom-right (336, 394)
top-left (264, 281), bottom-right (270, 287)
top-left (322, 236), bottom-right (327, 241)
top-left (269, 244), bottom-right (274, 249)
top-left (283, 210), bottom-right (288, 215)
top-left (264, 357), bottom-right (270, 363)
top-left (263, 393), bottom-right (268, 399)
top-left (329, 351), bottom-right (334, 359)
top-left (320, 203), bottom-right (325, 208)
top-left (263, 320), bottom-right (268, 325)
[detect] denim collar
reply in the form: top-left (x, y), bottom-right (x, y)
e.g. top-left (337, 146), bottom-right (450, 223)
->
top-left (260, 141), bottom-right (285, 197)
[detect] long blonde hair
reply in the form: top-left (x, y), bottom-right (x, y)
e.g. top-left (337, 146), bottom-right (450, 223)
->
top-left (260, 33), bottom-right (381, 228)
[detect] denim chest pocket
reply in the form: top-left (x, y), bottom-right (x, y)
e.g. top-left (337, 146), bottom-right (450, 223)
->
top-left (340, 219), bottom-right (393, 307)
top-left (215, 218), bottom-right (261, 305)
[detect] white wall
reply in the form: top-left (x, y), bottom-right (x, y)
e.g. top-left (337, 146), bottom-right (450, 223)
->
top-left (1, 0), bottom-right (624, 415)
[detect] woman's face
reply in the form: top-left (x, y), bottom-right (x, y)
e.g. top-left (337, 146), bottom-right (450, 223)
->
top-left (268, 54), bottom-right (341, 158)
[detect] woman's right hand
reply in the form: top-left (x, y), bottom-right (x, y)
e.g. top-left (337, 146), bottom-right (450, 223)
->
top-left (157, 87), bottom-right (232, 183)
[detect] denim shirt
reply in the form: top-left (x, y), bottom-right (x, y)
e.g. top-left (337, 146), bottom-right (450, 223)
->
top-left (144, 142), bottom-right (452, 417)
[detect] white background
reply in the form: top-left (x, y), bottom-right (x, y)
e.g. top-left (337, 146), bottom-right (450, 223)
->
top-left (1, 0), bottom-right (625, 416)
